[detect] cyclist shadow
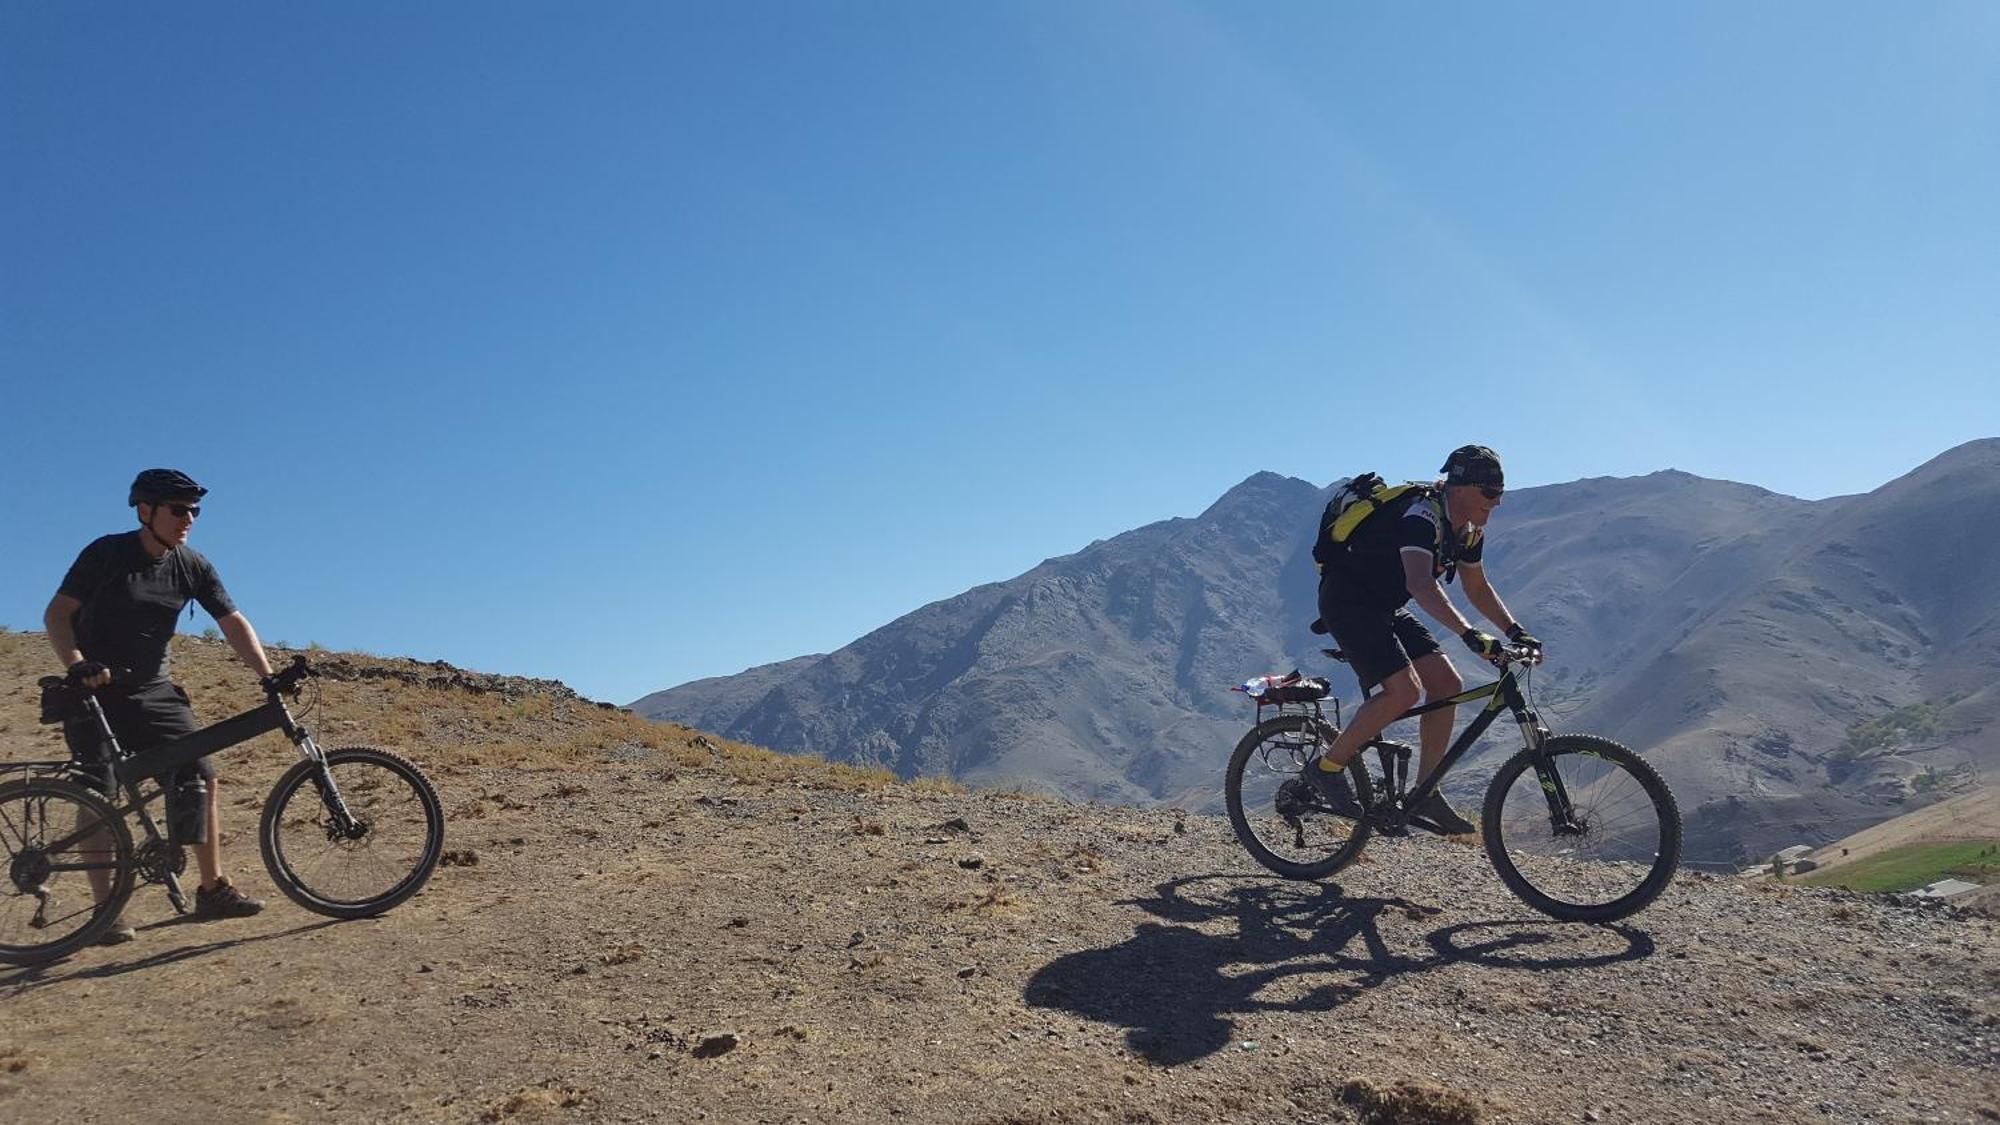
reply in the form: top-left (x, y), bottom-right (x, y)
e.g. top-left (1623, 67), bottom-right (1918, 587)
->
top-left (1022, 873), bottom-right (1653, 1067)
top-left (0, 919), bottom-right (340, 992)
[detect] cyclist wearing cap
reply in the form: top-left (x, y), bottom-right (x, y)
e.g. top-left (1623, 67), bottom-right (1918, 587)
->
top-left (42, 469), bottom-right (272, 942)
top-left (1304, 445), bottom-right (1541, 834)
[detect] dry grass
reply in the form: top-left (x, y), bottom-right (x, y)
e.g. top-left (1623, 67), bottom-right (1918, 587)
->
top-left (1331, 1077), bottom-right (1485, 1125)
top-left (0, 631), bottom-right (903, 795)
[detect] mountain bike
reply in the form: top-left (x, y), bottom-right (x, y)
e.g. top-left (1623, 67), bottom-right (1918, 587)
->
top-left (1224, 632), bottom-right (1682, 923)
top-left (0, 656), bottom-right (445, 965)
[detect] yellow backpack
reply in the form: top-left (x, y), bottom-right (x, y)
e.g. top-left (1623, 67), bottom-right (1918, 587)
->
top-left (1311, 473), bottom-right (1439, 572)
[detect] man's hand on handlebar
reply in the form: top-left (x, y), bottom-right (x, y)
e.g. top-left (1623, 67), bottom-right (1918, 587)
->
top-left (67, 660), bottom-right (113, 689)
top-left (262, 655), bottom-right (319, 698)
top-left (1462, 630), bottom-right (1545, 670)
top-left (1505, 623), bottom-right (1543, 656)
top-left (1460, 628), bottom-right (1505, 666)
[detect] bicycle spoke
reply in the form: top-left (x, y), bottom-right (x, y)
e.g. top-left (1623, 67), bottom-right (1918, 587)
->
top-left (1226, 715), bottom-right (1371, 880)
top-left (262, 748), bottom-right (443, 917)
top-left (0, 780), bottom-right (133, 963)
top-left (1484, 736), bottom-right (1680, 921)
top-left (0, 801), bottom-right (33, 851)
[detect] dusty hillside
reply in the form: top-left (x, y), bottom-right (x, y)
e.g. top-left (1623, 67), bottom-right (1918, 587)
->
top-left (2, 634), bottom-right (1995, 1124)
top-left (1801, 789), bottom-right (2000, 873)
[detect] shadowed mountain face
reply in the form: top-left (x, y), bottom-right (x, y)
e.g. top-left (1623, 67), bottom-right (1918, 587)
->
top-left (634, 440), bottom-right (2000, 864)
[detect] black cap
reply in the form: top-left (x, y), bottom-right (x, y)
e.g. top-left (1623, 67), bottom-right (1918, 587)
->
top-left (128, 469), bottom-right (208, 507)
top-left (1440, 445), bottom-right (1504, 488)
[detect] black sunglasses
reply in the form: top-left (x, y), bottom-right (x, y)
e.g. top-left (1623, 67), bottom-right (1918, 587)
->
top-left (1478, 486), bottom-right (1504, 500)
top-left (160, 502), bottom-right (201, 519)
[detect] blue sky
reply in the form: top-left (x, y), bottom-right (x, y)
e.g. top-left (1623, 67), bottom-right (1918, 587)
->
top-left (4, 2), bottom-right (1996, 704)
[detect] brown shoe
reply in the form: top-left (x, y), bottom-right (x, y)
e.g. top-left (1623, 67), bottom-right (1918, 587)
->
top-left (194, 878), bottom-right (265, 919)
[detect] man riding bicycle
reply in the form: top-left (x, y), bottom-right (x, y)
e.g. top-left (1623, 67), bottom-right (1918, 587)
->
top-left (1305, 445), bottom-right (1540, 834)
top-left (42, 469), bottom-right (271, 942)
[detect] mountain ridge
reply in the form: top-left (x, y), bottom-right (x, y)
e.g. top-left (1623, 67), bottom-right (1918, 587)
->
top-left (636, 442), bottom-right (2000, 864)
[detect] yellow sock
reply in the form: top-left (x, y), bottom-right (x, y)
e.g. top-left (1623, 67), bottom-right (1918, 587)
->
top-left (1316, 758), bottom-right (1344, 773)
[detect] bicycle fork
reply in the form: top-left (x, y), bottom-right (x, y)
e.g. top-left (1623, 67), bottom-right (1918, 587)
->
top-left (287, 726), bottom-right (366, 840)
top-left (1521, 721), bottom-right (1586, 837)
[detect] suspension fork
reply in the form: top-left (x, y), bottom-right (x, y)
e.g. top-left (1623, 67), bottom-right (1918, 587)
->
top-left (1512, 699), bottom-right (1582, 833)
top-left (281, 707), bottom-right (363, 835)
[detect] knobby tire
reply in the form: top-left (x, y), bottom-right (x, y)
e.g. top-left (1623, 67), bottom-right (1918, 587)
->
top-left (1480, 734), bottom-right (1681, 922)
top-left (259, 747), bottom-right (445, 919)
top-left (0, 776), bottom-right (135, 965)
top-left (1225, 713), bottom-right (1373, 880)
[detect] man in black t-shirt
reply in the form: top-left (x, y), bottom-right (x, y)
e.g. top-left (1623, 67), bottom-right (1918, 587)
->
top-left (1306, 445), bottom-right (1541, 834)
top-left (43, 469), bottom-right (272, 941)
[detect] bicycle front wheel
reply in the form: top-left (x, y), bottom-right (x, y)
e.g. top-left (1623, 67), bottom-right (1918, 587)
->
top-left (259, 748), bottom-right (445, 919)
top-left (1225, 713), bottom-right (1373, 880)
top-left (1481, 734), bottom-right (1681, 923)
top-left (0, 776), bottom-right (135, 965)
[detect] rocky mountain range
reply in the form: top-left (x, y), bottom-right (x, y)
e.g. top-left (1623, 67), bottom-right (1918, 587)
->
top-left (634, 439), bottom-right (2000, 865)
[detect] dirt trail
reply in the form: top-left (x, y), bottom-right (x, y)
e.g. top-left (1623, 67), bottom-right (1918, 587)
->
top-left (1, 636), bottom-right (1994, 1123)
top-left (3, 758), bottom-right (1995, 1124)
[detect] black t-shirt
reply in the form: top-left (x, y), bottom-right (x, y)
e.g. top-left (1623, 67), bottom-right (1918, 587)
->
top-left (57, 532), bottom-right (237, 683)
top-left (1319, 489), bottom-right (1485, 610)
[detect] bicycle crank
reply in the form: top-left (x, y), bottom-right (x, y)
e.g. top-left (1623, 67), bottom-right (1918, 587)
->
top-left (134, 840), bottom-right (188, 885)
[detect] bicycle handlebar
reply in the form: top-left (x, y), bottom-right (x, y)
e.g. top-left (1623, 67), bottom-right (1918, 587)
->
top-left (59, 656), bottom-right (318, 698)
top-left (264, 655), bottom-right (318, 698)
top-left (64, 664), bottom-right (133, 689)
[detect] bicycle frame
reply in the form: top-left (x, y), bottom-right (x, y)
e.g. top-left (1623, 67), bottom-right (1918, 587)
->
top-left (6, 658), bottom-right (447, 959)
top-left (101, 691), bottom-right (353, 824)
top-left (27, 681), bottom-right (356, 892)
top-left (1359, 659), bottom-right (1574, 832)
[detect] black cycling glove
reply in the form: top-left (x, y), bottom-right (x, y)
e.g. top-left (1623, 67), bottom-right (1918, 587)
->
top-left (1460, 629), bottom-right (1503, 661)
top-left (1505, 624), bottom-right (1543, 653)
top-left (67, 660), bottom-right (110, 685)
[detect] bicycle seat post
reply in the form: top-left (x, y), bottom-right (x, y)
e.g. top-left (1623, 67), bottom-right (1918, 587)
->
top-left (1373, 740), bottom-right (1410, 803)
top-left (79, 694), bottom-right (127, 794)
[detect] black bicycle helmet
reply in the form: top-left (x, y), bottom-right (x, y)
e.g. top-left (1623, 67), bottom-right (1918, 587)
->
top-left (128, 468), bottom-right (208, 507)
top-left (1440, 445), bottom-right (1504, 488)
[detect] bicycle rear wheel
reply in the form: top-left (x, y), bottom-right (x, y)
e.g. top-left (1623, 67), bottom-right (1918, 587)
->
top-left (1481, 734), bottom-right (1681, 923)
top-left (0, 776), bottom-right (135, 965)
top-left (1225, 713), bottom-right (1373, 880)
top-left (259, 747), bottom-right (444, 919)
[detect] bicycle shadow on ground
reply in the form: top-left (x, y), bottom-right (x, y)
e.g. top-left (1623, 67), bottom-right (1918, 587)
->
top-left (1022, 873), bottom-right (1653, 1067)
top-left (0, 918), bottom-right (340, 993)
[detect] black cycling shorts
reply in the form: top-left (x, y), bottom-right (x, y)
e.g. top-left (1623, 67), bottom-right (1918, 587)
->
top-left (62, 678), bottom-right (216, 793)
top-left (1316, 585), bottom-right (1443, 692)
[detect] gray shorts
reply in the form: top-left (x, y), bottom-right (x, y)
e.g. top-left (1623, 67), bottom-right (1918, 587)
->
top-left (62, 678), bottom-right (217, 793)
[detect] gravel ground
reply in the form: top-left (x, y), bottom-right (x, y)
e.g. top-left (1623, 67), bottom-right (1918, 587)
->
top-left (3, 756), bottom-right (1994, 1125)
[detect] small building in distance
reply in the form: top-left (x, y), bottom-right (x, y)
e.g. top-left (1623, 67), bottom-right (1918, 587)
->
top-left (1914, 878), bottom-right (1981, 902)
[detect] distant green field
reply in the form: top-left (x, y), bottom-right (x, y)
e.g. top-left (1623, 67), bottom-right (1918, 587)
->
top-left (1798, 840), bottom-right (2000, 893)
